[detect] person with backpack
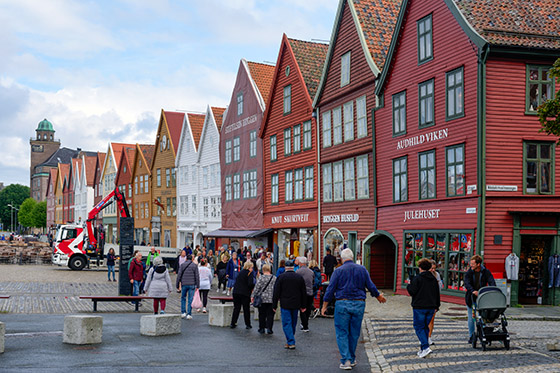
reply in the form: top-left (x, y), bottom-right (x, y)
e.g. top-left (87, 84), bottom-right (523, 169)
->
top-left (252, 264), bottom-right (276, 334)
top-left (144, 256), bottom-right (173, 314)
top-left (309, 260), bottom-right (322, 318)
top-left (145, 246), bottom-right (160, 269)
top-left (197, 258), bottom-right (213, 313)
top-left (176, 254), bottom-right (199, 319)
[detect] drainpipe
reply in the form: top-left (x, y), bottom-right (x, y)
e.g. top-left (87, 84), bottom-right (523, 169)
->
top-left (314, 107), bottom-right (321, 268)
top-left (476, 44), bottom-right (489, 257)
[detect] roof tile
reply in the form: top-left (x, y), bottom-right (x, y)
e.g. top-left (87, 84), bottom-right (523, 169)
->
top-left (211, 107), bottom-right (226, 131)
top-left (187, 113), bottom-right (206, 149)
top-left (288, 38), bottom-right (329, 99)
top-left (163, 111), bottom-right (185, 154)
top-left (247, 61), bottom-right (275, 103)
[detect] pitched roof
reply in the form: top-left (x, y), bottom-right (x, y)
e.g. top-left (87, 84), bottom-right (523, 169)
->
top-left (451, 0), bottom-right (560, 50)
top-left (288, 38), bottom-right (329, 99)
top-left (39, 147), bottom-right (80, 168)
top-left (58, 163), bottom-right (70, 191)
top-left (47, 168), bottom-right (58, 197)
top-left (84, 155), bottom-right (97, 186)
top-left (109, 143), bottom-right (135, 169)
top-left (71, 158), bottom-right (81, 185)
top-left (211, 107), bottom-right (226, 132)
top-left (139, 144), bottom-right (155, 169)
top-left (163, 111), bottom-right (185, 154)
top-left (246, 61), bottom-right (275, 104)
top-left (353, 0), bottom-right (402, 71)
top-left (187, 113), bottom-right (206, 149)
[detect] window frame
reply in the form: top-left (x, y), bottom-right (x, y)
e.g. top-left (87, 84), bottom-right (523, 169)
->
top-left (333, 161), bottom-right (344, 202)
top-left (294, 168), bottom-right (304, 202)
top-left (233, 136), bottom-right (240, 162)
top-left (344, 158), bottom-right (356, 201)
top-left (243, 171), bottom-right (250, 199)
top-left (323, 164), bottom-right (332, 202)
top-left (271, 173), bottom-right (279, 205)
top-left (284, 128), bottom-right (292, 156)
top-left (249, 130), bottom-right (257, 158)
top-left (446, 67), bottom-right (465, 121)
top-left (356, 154), bottom-right (369, 199)
top-left (419, 149), bottom-right (436, 200)
top-left (392, 91), bottom-right (407, 136)
top-left (233, 173), bottom-right (240, 200)
top-left (293, 124), bottom-right (301, 153)
top-left (237, 92), bottom-right (243, 116)
top-left (523, 141), bottom-right (554, 195)
top-left (332, 106), bottom-right (342, 145)
top-left (225, 140), bottom-right (232, 164)
top-left (225, 175), bottom-right (232, 201)
top-left (526, 65), bottom-right (555, 114)
top-left (356, 96), bottom-right (367, 138)
top-left (419, 79), bottom-right (435, 128)
top-left (393, 156), bottom-right (408, 203)
top-left (417, 14), bottom-right (433, 64)
top-left (322, 111), bottom-right (332, 148)
top-left (303, 121), bottom-right (312, 150)
top-left (285, 170), bottom-right (293, 203)
top-left (445, 144), bottom-right (465, 197)
top-left (341, 51), bottom-right (351, 87)
top-left (305, 166), bottom-right (314, 201)
top-left (343, 101), bottom-right (354, 142)
top-left (270, 135), bottom-right (277, 162)
top-left (283, 85), bottom-right (292, 114)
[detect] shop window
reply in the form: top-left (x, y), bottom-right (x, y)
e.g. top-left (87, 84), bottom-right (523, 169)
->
top-left (250, 130), bottom-right (257, 158)
top-left (393, 156), bottom-right (407, 202)
top-left (526, 65), bottom-right (553, 113)
top-left (344, 158), bottom-right (355, 200)
top-left (446, 144), bottom-right (465, 197)
top-left (524, 141), bottom-right (553, 194)
top-left (283, 85), bottom-right (291, 114)
top-left (225, 140), bottom-right (232, 164)
top-left (324, 228), bottom-right (344, 257)
top-left (343, 101), bottom-right (354, 142)
top-left (322, 111), bottom-right (332, 148)
top-left (270, 135), bottom-right (277, 161)
top-left (356, 96), bottom-right (367, 138)
top-left (303, 121), bottom-right (312, 150)
top-left (294, 124), bottom-right (301, 153)
top-left (305, 166), bottom-right (314, 201)
top-left (333, 107), bottom-right (342, 145)
top-left (419, 150), bottom-right (435, 199)
top-left (271, 174), bottom-right (279, 205)
top-left (323, 164), bottom-right (332, 202)
top-left (417, 14), bottom-right (433, 64)
top-left (393, 91), bottom-right (406, 136)
top-left (419, 79), bottom-right (434, 128)
top-left (446, 67), bottom-right (464, 120)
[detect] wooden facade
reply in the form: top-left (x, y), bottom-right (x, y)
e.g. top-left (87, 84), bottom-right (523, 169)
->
top-left (92, 152), bottom-right (106, 236)
top-left (115, 147), bottom-right (135, 239)
top-left (46, 168), bottom-right (57, 230)
top-left (131, 144), bottom-right (155, 245)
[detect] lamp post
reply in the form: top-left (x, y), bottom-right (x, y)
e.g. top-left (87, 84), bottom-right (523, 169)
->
top-left (7, 203), bottom-right (19, 233)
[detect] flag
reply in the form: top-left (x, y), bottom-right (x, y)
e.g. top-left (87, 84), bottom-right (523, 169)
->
top-left (153, 199), bottom-right (164, 209)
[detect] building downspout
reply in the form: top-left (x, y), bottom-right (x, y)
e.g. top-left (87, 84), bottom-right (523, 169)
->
top-left (315, 107), bottom-right (322, 268)
top-left (476, 45), bottom-right (489, 257)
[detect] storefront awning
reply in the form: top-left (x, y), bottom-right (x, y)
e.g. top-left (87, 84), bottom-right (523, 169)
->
top-left (206, 228), bottom-right (273, 238)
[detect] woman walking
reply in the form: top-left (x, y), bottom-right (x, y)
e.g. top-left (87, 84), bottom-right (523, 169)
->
top-left (252, 264), bottom-right (276, 334)
top-left (216, 255), bottom-right (228, 293)
top-left (106, 248), bottom-right (116, 282)
top-left (144, 257), bottom-right (173, 314)
top-left (428, 259), bottom-right (444, 345)
top-left (226, 251), bottom-right (242, 296)
top-left (198, 258), bottom-right (213, 313)
top-left (230, 261), bottom-right (255, 329)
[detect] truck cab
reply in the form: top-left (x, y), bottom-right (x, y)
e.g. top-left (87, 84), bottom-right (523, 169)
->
top-left (52, 224), bottom-right (89, 270)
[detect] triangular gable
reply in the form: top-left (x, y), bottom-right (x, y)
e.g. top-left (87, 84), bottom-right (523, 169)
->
top-left (246, 61), bottom-right (276, 105)
top-left (313, 0), bottom-right (401, 106)
top-left (164, 110), bottom-right (185, 155)
top-left (46, 168), bottom-right (58, 198)
top-left (84, 155), bottom-right (97, 186)
top-left (211, 107), bottom-right (226, 132)
top-left (58, 163), bottom-right (69, 194)
top-left (71, 158), bottom-right (81, 190)
top-left (131, 144), bottom-right (155, 180)
top-left (196, 105), bottom-right (224, 163)
top-left (187, 113), bottom-right (205, 151)
top-left (115, 146), bottom-right (135, 182)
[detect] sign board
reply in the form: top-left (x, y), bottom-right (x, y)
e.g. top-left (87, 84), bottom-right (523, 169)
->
top-left (486, 185), bottom-right (518, 192)
top-left (404, 209), bottom-right (440, 223)
top-left (466, 208), bottom-right (477, 214)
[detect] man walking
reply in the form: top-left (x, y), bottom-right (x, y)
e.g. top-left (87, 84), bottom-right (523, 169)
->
top-left (272, 260), bottom-right (307, 349)
top-left (296, 256), bottom-right (314, 332)
top-left (465, 254), bottom-right (495, 343)
top-left (322, 249), bottom-right (386, 370)
top-left (323, 248), bottom-right (337, 280)
top-left (128, 251), bottom-right (144, 306)
top-left (176, 254), bottom-right (199, 319)
top-left (407, 258), bottom-right (440, 358)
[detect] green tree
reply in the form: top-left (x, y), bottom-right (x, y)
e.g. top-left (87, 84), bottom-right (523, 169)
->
top-left (18, 198), bottom-right (37, 229)
top-left (538, 58), bottom-right (560, 140)
top-left (32, 201), bottom-right (47, 229)
top-left (0, 184), bottom-right (30, 231)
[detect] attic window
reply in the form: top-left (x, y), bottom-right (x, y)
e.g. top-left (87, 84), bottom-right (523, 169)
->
top-left (285, 66), bottom-right (290, 77)
top-left (237, 92), bottom-right (244, 116)
top-left (341, 51), bottom-right (351, 87)
top-left (124, 166), bottom-right (127, 173)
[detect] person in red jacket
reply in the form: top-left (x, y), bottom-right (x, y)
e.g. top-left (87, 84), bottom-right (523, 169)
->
top-left (129, 251), bottom-right (144, 298)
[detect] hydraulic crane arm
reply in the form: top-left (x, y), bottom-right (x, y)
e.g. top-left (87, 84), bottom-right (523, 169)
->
top-left (86, 188), bottom-right (131, 249)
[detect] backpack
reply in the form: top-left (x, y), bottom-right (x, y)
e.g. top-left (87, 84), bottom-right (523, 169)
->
top-left (312, 268), bottom-right (322, 291)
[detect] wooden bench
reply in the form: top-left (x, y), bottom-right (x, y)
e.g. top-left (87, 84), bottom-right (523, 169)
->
top-left (209, 295), bottom-right (234, 304)
top-left (79, 296), bottom-right (154, 312)
top-left (0, 296), bottom-right (9, 299)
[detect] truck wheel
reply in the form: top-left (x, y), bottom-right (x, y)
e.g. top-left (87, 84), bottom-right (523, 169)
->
top-left (69, 255), bottom-right (86, 270)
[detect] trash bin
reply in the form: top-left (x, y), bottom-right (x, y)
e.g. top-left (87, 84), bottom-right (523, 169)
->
top-left (495, 278), bottom-right (510, 307)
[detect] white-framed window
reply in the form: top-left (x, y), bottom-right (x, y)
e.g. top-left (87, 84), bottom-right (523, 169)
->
top-left (249, 130), bottom-right (257, 158)
top-left (225, 176), bottom-right (232, 201)
top-left (283, 85), bottom-right (291, 114)
top-left (192, 195), bottom-right (197, 215)
top-left (210, 164), bottom-right (216, 187)
top-left (293, 124), bottom-right (301, 153)
top-left (250, 170), bottom-right (257, 198)
top-left (303, 121), bottom-right (312, 150)
top-left (203, 197), bottom-right (209, 218)
top-left (144, 202), bottom-right (148, 218)
top-left (356, 155), bottom-right (369, 199)
top-left (166, 168), bottom-right (171, 188)
top-left (393, 91), bottom-right (407, 136)
top-left (203, 166), bottom-right (208, 189)
top-left (270, 135), bottom-right (277, 161)
top-left (333, 161), bottom-right (343, 201)
top-left (139, 175), bottom-right (144, 193)
top-left (356, 96), bottom-right (367, 138)
top-left (323, 164), bottom-right (332, 202)
top-left (271, 174), bottom-right (279, 205)
top-left (284, 128), bottom-right (292, 156)
top-left (285, 170), bottom-right (293, 202)
top-left (180, 196), bottom-right (187, 215)
top-left (210, 197), bottom-right (217, 218)
top-left (305, 166), bottom-right (313, 200)
top-left (322, 111), bottom-right (332, 148)
top-left (144, 175), bottom-right (148, 192)
top-left (233, 173), bottom-right (240, 200)
top-left (134, 176), bottom-right (138, 195)
top-left (225, 140), bottom-right (232, 164)
top-left (243, 171), bottom-right (250, 199)
top-left (343, 101), bottom-right (354, 142)
top-left (233, 137), bottom-right (240, 162)
top-left (341, 51), bottom-right (351, 86)
top-left (333, 107), bottom-right (342, 145)
top-left (344, 158), bottom-right (355, 200)
top-left (237, 92), bottom-right (243, 116)
top-left (294, 168), bottom-right (303, 201)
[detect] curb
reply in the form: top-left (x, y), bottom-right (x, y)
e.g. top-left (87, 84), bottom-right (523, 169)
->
top-left (362, 318), bottom-right (392, 372)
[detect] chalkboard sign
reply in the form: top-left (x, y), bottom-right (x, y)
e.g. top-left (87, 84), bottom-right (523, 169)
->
top-left (119, 217), bottom-right (134, 296)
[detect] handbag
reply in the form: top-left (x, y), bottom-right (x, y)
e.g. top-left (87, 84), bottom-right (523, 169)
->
top-left (192, 289), bottom-right (203, 309)
top-left (252, 276), bottom-right (273, 308)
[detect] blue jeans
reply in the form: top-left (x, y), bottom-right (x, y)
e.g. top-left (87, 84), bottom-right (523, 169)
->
top-left (468, 305), bottom-right (475, 338)
top-left (107, 265), bottom-right (115, 280)
top-left (181, 285), bottom-right (196, 315)
top-left (132, 280), bottom-right (141, 296)
top-left (413, 308), bottom-right (435, 351)
top-left (281, 308), bottom-right (299, 345)
top-left (334, 300), bottom-right (366, 364)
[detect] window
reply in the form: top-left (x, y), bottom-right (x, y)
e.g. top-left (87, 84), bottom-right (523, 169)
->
top-left (225, 176), bottom-right (232, 201)
top-left (172, 197), bottom-right (176, 217)
top-left (284, 128), bottom-right (292, 156)
top-left (322, 111), bottom-right (332, 148)
top-left (270, 135), bottom-right (277, 161)
top-left (225, 140), bottom-right (232, 164)
top-left (356, 96), bottom-right (367, 138)
top-left (250, 170), bottom-right (257, 198)
top-left (527, 65), bottom-right (554, 112)
top-left (333, 107), bottom-right (342, 145)
top-left (180, 196), bottom-right (187, 215)
top-left (417, 15), bottom-right (433, 63)
top-left (393, 157), bottom-right (408, 202)
top-left (203, 167), bottom-right (209, 189)
top-left (419, 150), bottom-right (436, 199)
top-left (419, 79), bottom-right (434, 127)
top-left (237, 92), bottom-right (243, 116)
top-left (303, 121), bottom-right (312, 150)
top-left (293, 124), bottom-right (301, 153)
top-left (243, 171), bottom-right (250, 199)
top-left (249, 130), bottom-right (257, 158)
top-left (271, 174), bottom-right (279, 205)
top-left (210, 164), bottom-right (216, 187)
top-left (172, 168), bottom-right (176, 187)
top-left (233, 137), bottom-right (240, 162)
top-left (323, 164), bottom-right (332, 202)
top-left (356, 155), bottom-right (369, 199)
top-left (166, 168), bottom-right (170, 187)
top-left (285, 171), bottom-right (293, 202)
top-left (233, 174), bottom-right (240, 200)
top-left (166, 198), bottom-right (171, 217)
top-left (144, 175), bottom-right (148, 192)
top-left (393, 91), bottom-right (406, 136)
top-left (446, 67), bottom-right (464, 120)
top-left (283, 85), bottom-right (291, 114)
top-left (305, 166), bottom-right (314, 200)
top-left (524, 142), bottom-right (553, 194)
top-left (192, 195), bottom-right (197, 215)
top-left (343, 101), bottom-right (354, 142)
top-left (341, 51), bottom-right (351, 86)
top-left (156, 169), bottom-right (161, 187)
top-left (203, 198), bottom-right (209, 218)
top-left (294, 168), bottom-right (303, 201)
top-left (446, 144), bottom-right (465, 197)
top-left (135, 203), bottom-right (139, 219)
top-left (344, 158), bottom-right (355, 200)
top-left (333, 161), bottom-right (343, 202)
top-left (128, 184), bottom-right (132, 198)
top-left (211, 197), bottom-right (217, 218)
top-left (134, 176), bottom-right (138, 194)
top-left (144, 202), bottom-right (148, 219)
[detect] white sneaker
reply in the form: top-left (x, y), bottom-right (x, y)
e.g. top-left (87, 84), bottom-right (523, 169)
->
top-left (181, 313), bottom-right (187, 319)
top-left (418, 348), bottom-right (432, 358)
top-left (197, 308), bottom-right (201, 313)
top-left (226, 290), bottom-right (230, 296)
top-left (429, 337), bottom-right (434, 345)
top-left (186, 314), bottom-right (193, 320)
top-left (217, 289), bottom-right (221, 293)
top-left (339, 360), bottom-right (352, 370)
top-left (202, 307), bottom-right (207, 313)
top-left (222, 290), bottom-right (227, 294)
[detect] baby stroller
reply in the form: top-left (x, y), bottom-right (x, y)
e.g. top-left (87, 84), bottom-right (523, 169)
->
top-left (471, 286), bottom-right (510, 351)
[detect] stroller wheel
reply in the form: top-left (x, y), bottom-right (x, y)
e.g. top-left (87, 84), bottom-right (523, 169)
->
top-left (481, 341), bottom-right (487, 351)
top-left (504, 340), bottom-right (510, 350)
top-left (472, 335), bottom-right (477, 349)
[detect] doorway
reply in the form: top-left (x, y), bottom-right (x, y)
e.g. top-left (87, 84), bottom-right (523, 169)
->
top-left (365, 234), bottom-right (396, 289)
top-left (518, 235), bottom-right (552, 305)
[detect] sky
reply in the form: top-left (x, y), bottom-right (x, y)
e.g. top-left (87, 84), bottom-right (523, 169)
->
top-left (0, 0), bottom-right (337, 187)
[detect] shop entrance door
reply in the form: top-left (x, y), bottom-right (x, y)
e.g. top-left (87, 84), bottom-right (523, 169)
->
top-left (367, 235), bottom-right (396, 289)
top-left (519, 235), bottom-right (552, 305)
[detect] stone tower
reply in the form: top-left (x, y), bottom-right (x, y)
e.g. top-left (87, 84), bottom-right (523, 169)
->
top-left (30, 118), bottom-right (60, 201)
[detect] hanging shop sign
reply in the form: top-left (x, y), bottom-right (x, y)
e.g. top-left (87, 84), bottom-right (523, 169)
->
top-left (403, 209), bottom-right (440, 223)
top-left (322, 214), bottom-right (360, 223)
top-left (396, 128), bottom-right (449, 150)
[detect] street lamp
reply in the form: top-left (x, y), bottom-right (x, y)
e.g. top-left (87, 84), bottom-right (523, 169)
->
top-left (7, 203), bottom-right (19, 233)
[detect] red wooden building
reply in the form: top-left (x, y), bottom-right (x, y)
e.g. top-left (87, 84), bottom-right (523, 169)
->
top-left (214, 60), bottom-right (275, 250)
top-left (314, 0), bottom-right (400, 288)
top-left (115, 146), bottom-right (136, 240)
top-left (92, 152), bottom-right (106, 246)
top-left (260, 35), bottom-right (328, 261)
top-left (374, 0), bottom-right (560, 305)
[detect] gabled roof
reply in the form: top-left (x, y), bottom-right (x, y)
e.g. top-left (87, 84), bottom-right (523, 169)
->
top-left (71, 157), bottom-right (81, 188)
top-left (84, 155), bottom-right (97, 186)
top-left (58, 163), bottom-right (69, 193)
top-left (448, 0), bottom-right (560, 50)
top-left (163, 110), bottom-right (185, 154)
top-left (131, 144), bottom-right (155, 179)
top-left (46, 168), bottom-right (58, 198)
top-left (115, 146), bottom-right (136, 182)
top-left (39, 147), bottom-right (80, 168)
top-left (211, 107), bottom-right (226, 132)
top-left (313, 0), bottom-right (401, 106)
top-left (187, 113), bottom-right (206, 150)
top-left (246, 61), bottom-right (275, 104)
top-left (288, 37), bottom-right (329, 100)
top-left (197, 105), bottom-right (225, 163)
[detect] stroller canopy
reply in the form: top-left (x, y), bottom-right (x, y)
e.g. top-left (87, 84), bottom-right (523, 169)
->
top-left (477, 286), bottom-right (507, 310)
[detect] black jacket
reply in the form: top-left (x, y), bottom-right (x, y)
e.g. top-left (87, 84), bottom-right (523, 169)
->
top-left (464, 266), bottom-right (495, 307)
top-left (407, 271), bottom-right (441, 309)
top-left (233, 269), bottom-right (254, 297)
top-left (272, 270), bottom-right (307, 310)
top-left (323, 254), bottom-right (337, 274)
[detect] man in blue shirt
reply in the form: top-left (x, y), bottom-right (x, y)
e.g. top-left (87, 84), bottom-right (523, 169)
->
top-left (322, 248), bottom-right (386, 370)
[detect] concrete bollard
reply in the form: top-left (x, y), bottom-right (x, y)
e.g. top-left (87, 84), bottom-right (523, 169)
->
top-left (0, 321), bottom-right (4, 353)
top-left (140, 314), bottom-right (181, 336)
top-left (63, 315), bottom-right (103, 345)
top-left (547, 340), bottom-right (560, 351)
top-left (208, 303), bottom-right (234, 327)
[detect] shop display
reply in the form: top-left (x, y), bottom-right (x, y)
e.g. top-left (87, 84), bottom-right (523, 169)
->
top-left (505, 252), bottom-right (520, 281)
